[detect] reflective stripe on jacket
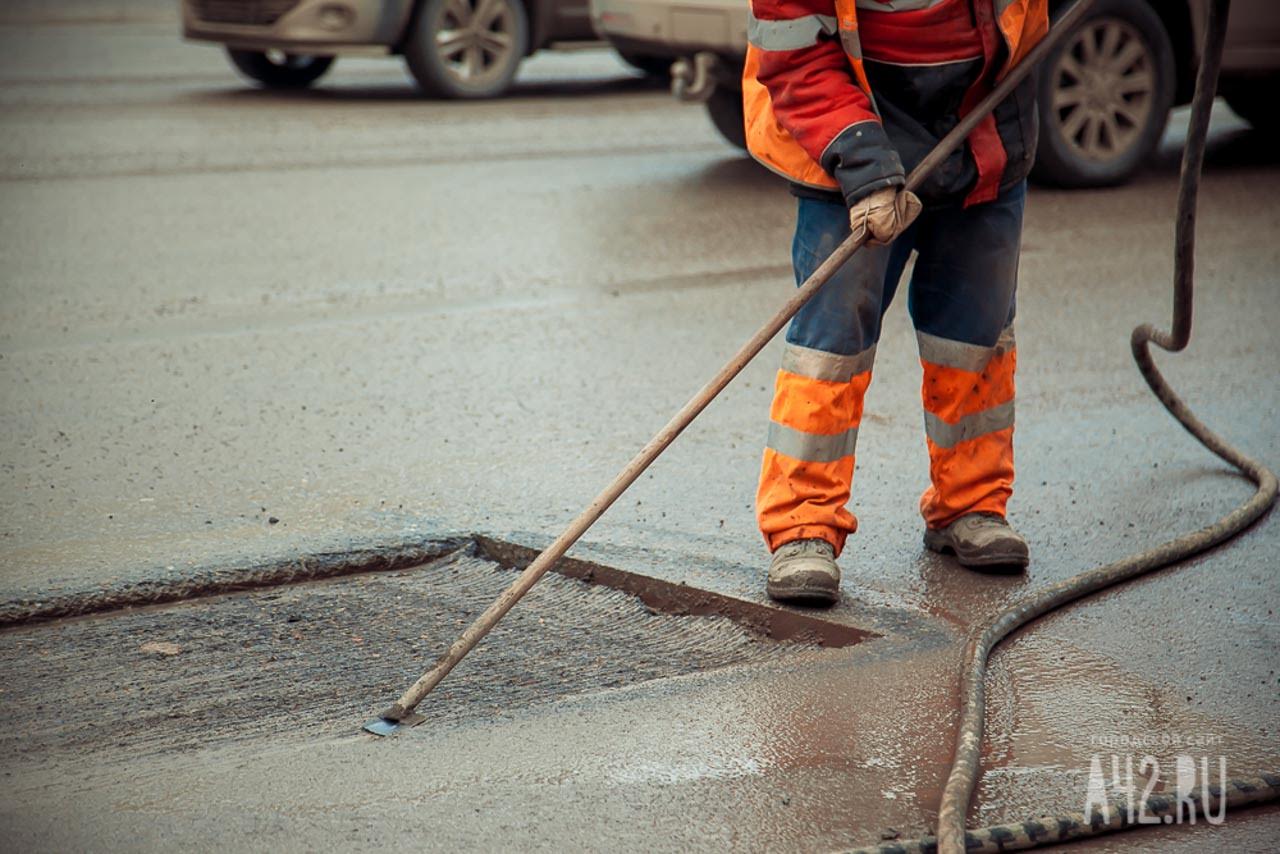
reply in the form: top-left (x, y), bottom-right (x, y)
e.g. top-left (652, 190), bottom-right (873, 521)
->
top-left (743, 0), bottom-right (1049, 207)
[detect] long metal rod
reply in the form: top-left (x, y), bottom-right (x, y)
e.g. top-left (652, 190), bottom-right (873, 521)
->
top-left (373, 0), bottom-right (1100, 726)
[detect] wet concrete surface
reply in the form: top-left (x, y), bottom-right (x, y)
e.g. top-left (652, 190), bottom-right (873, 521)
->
top-left (2, 572), bottom-right (1274, 851)
top-left (0, 549), bottom-right (829, 760)
top-left (1, 0), bottom-right (1279, 850)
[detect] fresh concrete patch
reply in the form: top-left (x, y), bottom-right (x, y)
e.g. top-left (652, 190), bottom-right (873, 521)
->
top-left (0, 541), bottom-right (873, 766)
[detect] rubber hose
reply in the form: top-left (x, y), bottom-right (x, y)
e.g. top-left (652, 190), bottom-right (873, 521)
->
top-left (850, 774), bottom-right (1280, 853)
top-left (856, 0), bottom-right (1278, 851)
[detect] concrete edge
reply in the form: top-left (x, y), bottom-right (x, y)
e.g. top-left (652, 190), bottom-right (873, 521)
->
top-left (0, 532), bottom-right (883, 654)
top-left (473, 534), bottom-right (878, 649)
top-left (0, 537), bottom-right (470, 628)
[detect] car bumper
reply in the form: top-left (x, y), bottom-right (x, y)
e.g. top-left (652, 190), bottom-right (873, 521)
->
top-left (181, 0), bottom-right (411, 50)
top-left (590, 0), bottom-right (747, 58)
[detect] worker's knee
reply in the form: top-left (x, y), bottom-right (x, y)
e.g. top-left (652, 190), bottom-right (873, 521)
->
top-left (789, 197), bottom-right (895, 356)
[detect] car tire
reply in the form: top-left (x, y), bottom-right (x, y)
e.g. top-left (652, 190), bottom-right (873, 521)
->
top-left (1224, 86), bottom-right (1278, 135)
top-left (1030, 0), bottom-right (1175, 188)
top-left (619, 52), bottom-right (671, 78)
top-left (706, 85), bottom-right (747, 150)
top-left (403, 0), bottom-right (529, 99)
top-left (227, 49), bottom-right (334, 89)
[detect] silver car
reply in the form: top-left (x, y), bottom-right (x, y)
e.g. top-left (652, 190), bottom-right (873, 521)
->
top-left (591, 0), bottom-right (1280, 186)
top-left (183, 0), bottom-right (598, 98)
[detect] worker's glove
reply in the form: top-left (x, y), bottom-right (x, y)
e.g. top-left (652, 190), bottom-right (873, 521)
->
top-left (849, 187), bottom-right (922, 246)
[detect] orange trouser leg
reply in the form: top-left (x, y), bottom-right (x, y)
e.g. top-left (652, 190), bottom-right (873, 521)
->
top-left (918, 327), bottom-right (1017, 528)
top-left (756, 343), bottom-right (875, 556)
top-left (758, 194), bottom-right (905, 554)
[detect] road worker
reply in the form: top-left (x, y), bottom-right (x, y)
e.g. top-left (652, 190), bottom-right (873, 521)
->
top-left (746, 0), bottom-right (1048, 604)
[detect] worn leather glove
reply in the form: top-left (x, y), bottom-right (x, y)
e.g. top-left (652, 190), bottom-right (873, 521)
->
top-left (849, 187), bottom-right (922, 246)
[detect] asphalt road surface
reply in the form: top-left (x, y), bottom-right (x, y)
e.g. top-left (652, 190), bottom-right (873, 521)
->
top-left (1, 2), bottom-right (1278, 851)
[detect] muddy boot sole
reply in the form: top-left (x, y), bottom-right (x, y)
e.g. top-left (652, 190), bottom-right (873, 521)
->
top-left (923, 528), bottom-right (1029, 573)
top-left (766, 575), bottom-right (839, 607)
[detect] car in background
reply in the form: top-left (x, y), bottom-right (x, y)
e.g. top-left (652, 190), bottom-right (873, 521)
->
top-left (182, 0), bottom-right (597, 98)
top-left (590, 0), bottom-right (1280, 187)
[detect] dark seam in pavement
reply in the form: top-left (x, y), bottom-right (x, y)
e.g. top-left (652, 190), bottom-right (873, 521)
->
top-left (0, 538), bottom-right (469, 629)
top-left (0, 263), bottom-right (795, 355)
top-left (0, 142), bottom-right (731, 183)
top-left (473, 535), bottom-right (874, 648)
top-left (0, 534), bottom-right (879, 649)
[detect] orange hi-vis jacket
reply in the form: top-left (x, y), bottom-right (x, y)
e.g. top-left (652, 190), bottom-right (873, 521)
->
top-left (744, 0), bottom-right (1049, 207)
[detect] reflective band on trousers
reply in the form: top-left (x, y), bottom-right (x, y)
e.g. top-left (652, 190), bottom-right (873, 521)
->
top-left (780, 342), bottom-right (876, 383)
top-left (917, 326), bottom-right (1015, 373)
top-left (767, 421), bottom-right (859, 463)
top-left (747, 10), bottom-right (837, 51)
top-left (924, 400), bottom-right (1015, 449)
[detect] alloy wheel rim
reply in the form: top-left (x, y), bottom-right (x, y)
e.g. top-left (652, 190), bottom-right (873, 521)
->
top-left (1051, 18), bottom-right (1156, 162)
top-left (435, 0), bottom-right (516, 85)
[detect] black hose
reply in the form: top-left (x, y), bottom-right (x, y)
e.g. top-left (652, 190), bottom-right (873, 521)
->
top-left (851, 1), bottom-right (1278, 851)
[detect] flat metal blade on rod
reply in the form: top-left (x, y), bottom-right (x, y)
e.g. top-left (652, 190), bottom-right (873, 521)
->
top-left (362, 712), bottom-right (425, 736)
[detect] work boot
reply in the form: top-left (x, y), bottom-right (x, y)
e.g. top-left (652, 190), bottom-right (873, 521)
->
top-left (924, 512), bottom-right (1029, 571)
top-left (767, 538), bottom-right (840, 606)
